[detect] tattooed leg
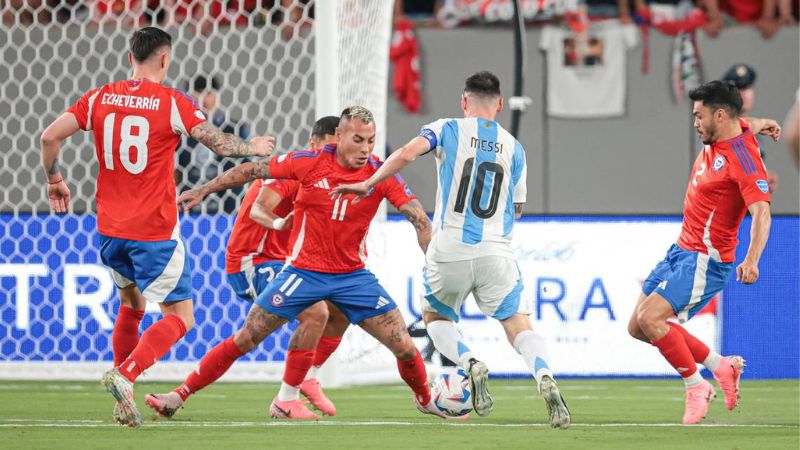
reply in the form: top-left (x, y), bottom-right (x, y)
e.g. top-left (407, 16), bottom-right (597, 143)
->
top-left (233, 304), bottom-right (288, 353)
top-left (359, 308), bottom-right (417, 360)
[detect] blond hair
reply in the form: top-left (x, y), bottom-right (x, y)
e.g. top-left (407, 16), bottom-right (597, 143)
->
top-left (340, 105), bottom-right (374, 125)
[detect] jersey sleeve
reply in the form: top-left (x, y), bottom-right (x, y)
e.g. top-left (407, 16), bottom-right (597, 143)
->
top-left (268, 151), bottom-right (317, 181)
top-left (66, 88), bottom-right (101, 131)
top-left (378, 173), bottom-right (417, 210)
top-left (729, 138), bottom-right (771, 206)
top-left (264, 179), bottom-right (299, 201)
top-left (511, 140), bottom-right (527, 203)
top-left (169, 89), bottom-right (206, 135)
top-left (419, 119), bottom-right (448, 155)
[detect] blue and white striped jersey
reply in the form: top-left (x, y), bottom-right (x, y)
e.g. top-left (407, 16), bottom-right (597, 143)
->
top-left (419, 117), bottom-right (527, 262)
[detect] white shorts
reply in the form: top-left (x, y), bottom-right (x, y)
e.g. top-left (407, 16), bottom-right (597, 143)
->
top-left (421, 256), bottom-right (527, 322)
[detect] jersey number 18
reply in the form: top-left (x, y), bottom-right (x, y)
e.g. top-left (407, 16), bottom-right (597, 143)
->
top-left (102, 113), bottom-right (150, 174)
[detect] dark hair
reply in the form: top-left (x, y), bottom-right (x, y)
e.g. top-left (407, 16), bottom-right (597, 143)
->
top-left (688, 80), bottom-right (743, 118)
top-left (190, 75), bottom-right (221, 93)
top-left (464, 71), bottom-right (501, 97)
top-left (129, 27), bottom-right (172, 62)
top-left (312, 116), bottom-right (340, 138)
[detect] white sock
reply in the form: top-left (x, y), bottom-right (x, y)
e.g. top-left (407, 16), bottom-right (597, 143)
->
top-left (277, 382), bottom-right (300, 401)
top-left (684, 372), bottom-right (704, 387)
top-left (513, 330), bottom-right (554, 386)
top-left (703, 352), bottom-right (722, 372)
top-left (305, 365), bottom-right (320, 380)
top-left (426, 320), bottom-right (474, 369)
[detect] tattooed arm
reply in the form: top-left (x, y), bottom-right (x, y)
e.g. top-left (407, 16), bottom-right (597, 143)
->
top-left (514, 203), bottom-right (524, 220)
top-left (177, 160), bottom-right (273, 211)
top-left (398, 199), bottom-right (432, 254)
top-left (189, 122), bottom-right (275, 158)
top-left (41, 112), bottom-right (81, 212)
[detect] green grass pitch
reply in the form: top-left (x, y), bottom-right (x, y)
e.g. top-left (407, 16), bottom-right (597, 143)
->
top-left (0, 379), bottom-right (797, 449)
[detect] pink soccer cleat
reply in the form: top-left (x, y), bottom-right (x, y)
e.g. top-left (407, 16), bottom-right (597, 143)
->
top-left (269, 397), bottom-right (321, 420)
top-left (415, 397), bottom-right (470, 420)
top-left (300, 378), bottom-right (337, 416)
top-left (145, 392), bottom-right (184, 419)
top-left (682, 380), bottom-right (716, 425)
top-left (712, 356), bottom-right (745, 411)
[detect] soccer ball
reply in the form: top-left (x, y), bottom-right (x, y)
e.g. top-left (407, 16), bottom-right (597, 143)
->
top-left (431, 369), bottom-right (473, 417)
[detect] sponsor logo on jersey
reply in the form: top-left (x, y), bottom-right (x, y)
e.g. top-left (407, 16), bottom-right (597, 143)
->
top-left (271, 292), bottom-right (285, 307)
top-left (277, 154), bottom-right (288, 163)
top-left (756, 180), bottom-right (769, 193)
top-left (712, 156), bottom-right (725, 172)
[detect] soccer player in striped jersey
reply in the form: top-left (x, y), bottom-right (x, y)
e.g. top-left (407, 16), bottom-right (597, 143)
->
top-left (39, 27), bottom-right (274, 427)
top-left (627, 80), bottom-right (781, 424)
top-left (333, 72), bottom-right (569, 428)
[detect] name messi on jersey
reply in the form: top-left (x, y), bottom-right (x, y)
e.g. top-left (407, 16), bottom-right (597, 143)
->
top-left (100, 94), bottom-right (161, 111)
top-left (470, 137), bottom-right (504, 154)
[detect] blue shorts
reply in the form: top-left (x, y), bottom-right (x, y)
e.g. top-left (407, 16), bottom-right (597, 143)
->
top-left (255, 265), bottom-right (397, 323)
top-left (227, 261), bottom-right (284, 301)
top-left (642, 244), bottom-right (734, 322)
top-left (98, 234), bottom-right (192, 303)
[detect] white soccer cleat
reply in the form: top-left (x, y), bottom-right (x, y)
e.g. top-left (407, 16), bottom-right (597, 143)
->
top-left (101, 368), bottom-right (142, 427)
top-left (467, 358), bottom-right (493, 417)
top-left (539, 375), bottom-right (570, 429)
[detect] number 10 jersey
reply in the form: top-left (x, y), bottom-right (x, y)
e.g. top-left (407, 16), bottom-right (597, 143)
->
top-left (67, 79), bottom-right (206, 241)
top-left (419, 117), bottom-right (527, 262)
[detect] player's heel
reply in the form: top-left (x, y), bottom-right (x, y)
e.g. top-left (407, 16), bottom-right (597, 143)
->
top-left (101, 368), bottom-right (142, 428)
top-left (467, 358), bottom-right (493, 417)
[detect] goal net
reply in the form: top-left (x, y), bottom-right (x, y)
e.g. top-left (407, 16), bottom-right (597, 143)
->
top-left (0, 0), bottom-right (397, 384)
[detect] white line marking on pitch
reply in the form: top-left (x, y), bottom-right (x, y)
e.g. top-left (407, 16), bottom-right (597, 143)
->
top-left (0, 420), bottom-right (795, 429)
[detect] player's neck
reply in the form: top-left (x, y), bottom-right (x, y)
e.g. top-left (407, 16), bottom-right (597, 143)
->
top-left (713, 121), bottom-right (744, 143)
top-left (130, 69), bottom-right (162, 84)
top-left (464, 109), bottom-right (497, 121)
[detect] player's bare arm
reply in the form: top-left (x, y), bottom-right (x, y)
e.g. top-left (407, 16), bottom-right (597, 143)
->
top-left (189, 121), bottom-right (275, 158)
top-left (40, 112), bottom-right (81, 213)
top-left (737, 201), bottom-right (771, 284)
top-left (398, 199), bottom-right (431, 253)
top-left (332, 136), bottom-right (430, 198)
top-left (514, 203), bottom-right (524, 219)
top-left (745, 117), bottom-right (782, 142)
top-left (250, 185), bottom-right (294, 231)
top-left (177, 160), bottom-right (272, 211)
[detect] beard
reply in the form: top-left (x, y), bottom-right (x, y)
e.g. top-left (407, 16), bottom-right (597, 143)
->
top-left (700, 122), bottom-right (717, 145)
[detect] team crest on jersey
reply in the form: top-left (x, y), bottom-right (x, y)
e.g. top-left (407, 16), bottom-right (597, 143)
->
top-left (756, 180), bottom-right (769, 193)
top-left (277, 154), bottom-right (288, 163)
top-left (194, 110), bottom-right (206, 120)
top-left (271, 292), bottom-right (285, 307)
top-left (712, 156), bottom-right (725, 172)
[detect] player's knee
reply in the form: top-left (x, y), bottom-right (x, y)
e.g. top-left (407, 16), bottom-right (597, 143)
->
top-left (627, 318), bottom-right (645, 340)
top-left (181, 314), bottom-right (195, 331)
top-left (394, 343), bottom-right (417, 361)
top-left (233, 329), bottom-right (257, 353)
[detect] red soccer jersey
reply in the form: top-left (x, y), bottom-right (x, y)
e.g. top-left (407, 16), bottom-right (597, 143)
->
top-left (677, 120), bottom-right (771, 262)
top-left (269, 145), bottom-right (417, 273)
top-left (225, 178), bottom-right (299, 274)
top-left (67, 79), bottom-right (206, 241)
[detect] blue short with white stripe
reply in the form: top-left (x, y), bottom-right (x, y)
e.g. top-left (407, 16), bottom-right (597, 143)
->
top-left (98, 234), bottom-right (192, 303)
top-left (227, 261), bottom-right (284, 301)
top-left (642, 244), bottom-right (734, 322)
top-left (255, 265), bottom-right (397, 323)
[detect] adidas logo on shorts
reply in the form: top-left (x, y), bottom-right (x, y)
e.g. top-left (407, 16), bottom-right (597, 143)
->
top-left (375, 296), bottom-right (390, 309)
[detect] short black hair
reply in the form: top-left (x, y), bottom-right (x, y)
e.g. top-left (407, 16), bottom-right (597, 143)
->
top-left (129, 27), bottom-right (172, 62)
top-left (688, 80), bottom-right (743, 118)
top-left (464, 71), bottom-right (501, 97)
top-left (190, 75), bottom-right (221, 93)
top-left (311, 116), bottom-right (340, 138)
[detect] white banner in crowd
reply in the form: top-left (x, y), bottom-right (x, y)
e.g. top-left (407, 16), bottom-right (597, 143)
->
top-left (356, 219), bottom-right (719, 378)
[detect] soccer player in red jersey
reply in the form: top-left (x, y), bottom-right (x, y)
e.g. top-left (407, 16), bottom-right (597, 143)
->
top-left (147, 106), bottom-right (452, 419)
top-left (147, 116), bottom-right (348, 419)
top-left (627, 81), bottom-right (782, 425)
top-left (39, 27), bottom-right (274, 427)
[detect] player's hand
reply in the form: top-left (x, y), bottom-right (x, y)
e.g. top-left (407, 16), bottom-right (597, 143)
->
top-left (177, 188), bottom-right (206, 212)
top-left (249, 136), bottom-right (276, 157)
top-left (757, 120), bottom-right (782, 142)
top-left (273, 211), bottom-right (294, 231)
top-left (736, 260), bottom-right (759, 284)
top-left (47, 180), bottom-right (71, 213)
top-left (330, 181), bottom-right (370, 204)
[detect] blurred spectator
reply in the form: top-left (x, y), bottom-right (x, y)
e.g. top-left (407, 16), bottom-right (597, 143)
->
top-left (583, 0), bottom-right (634, 23)
top-left (721, 63), bottom-right (779, 192)
top-left (718, 0), bottom-right (797, 39)
top-left (784, 88), bottom-right (800, 168)
top-left (175, 75), bottom-right (250, 213)
top-left (3, 0), bottom-right (87, 25)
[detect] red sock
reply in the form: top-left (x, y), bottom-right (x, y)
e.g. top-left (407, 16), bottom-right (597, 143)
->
top-left (283, 350), bottom-right (315, 387)
top-left (668, 322), bottom-right (710, 364)
top-left (651, 326), bottom-right (697, 378)
top-left (174, 336), bottom-right (244, 401)
top-left (119, 315), bottom-right (187, 383)
top-left (312, 336), bottom-right (342, 367)
top-left (397, 350), bottom-right (431, 404)
top-left (113, 306), bottom-right (144, 367)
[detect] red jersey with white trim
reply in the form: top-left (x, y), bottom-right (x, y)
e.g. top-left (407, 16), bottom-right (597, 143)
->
top-left (269, 145), bottom-right (417, 273)
top-left (677, 119), bottom-right (771, 262)
top-left (225, 178), bottom-right (298, 274)
top-left (66, 79), bottom-right (206, 241)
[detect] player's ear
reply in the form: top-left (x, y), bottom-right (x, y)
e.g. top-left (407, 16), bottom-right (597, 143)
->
top-left (461, 94), bottom-right (467, 112)
top-left (496, 97), bottom-right (503, 113)
top-left (127, 52), bottom-right (133, 67)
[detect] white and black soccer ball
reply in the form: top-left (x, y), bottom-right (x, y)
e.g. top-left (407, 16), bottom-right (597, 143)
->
top-left (431, 368), bottom-right (472, 417)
